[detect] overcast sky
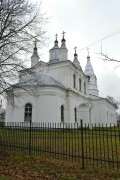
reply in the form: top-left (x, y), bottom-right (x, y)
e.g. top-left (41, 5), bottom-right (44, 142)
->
top-left (39, 0), bottom-right (120, 107)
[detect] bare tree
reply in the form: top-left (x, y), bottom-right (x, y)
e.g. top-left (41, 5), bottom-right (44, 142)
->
top-left (99, 52), bottom-right (120, 72)
top-left (100, 53), bottom-right (120, 63)
top-left (0, 0), bottom-right (48, 94)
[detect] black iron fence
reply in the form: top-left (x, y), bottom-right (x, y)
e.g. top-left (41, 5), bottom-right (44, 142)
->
top-left (0, 120), bottom-right (119, 170)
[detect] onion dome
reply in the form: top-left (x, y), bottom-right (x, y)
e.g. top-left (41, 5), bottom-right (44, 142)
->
top-left (73, 47), bottom-right (81, 69)
top-left (49, 34), bottom-right (60, 62)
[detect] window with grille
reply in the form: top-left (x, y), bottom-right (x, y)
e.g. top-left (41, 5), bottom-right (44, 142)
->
top-left (24, 103), bottom-right (32, 122)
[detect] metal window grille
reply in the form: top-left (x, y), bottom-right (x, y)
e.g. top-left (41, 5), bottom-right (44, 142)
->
top-left (24, 103), bottom-right (32, 122)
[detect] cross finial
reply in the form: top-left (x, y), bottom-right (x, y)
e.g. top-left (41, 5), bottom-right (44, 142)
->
top-left (55, 33), bottom-right (58, 40)
top-left (74, 46), bottom-right (77, 54)
top-left (86, 47), bottom-right (90, 56)
top-left (34, 39), bottom-right (37, 49)
top-left (62, 31), bottom-right (66, 39)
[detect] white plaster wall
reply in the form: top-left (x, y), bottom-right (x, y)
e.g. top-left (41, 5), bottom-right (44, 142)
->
top-left (6, 85), bottom-right (90, 125)
top-left (35, 88), bottom-right (67, 123)
top-left (78, 108), bottom-right (89, 124)
top-left (48, 62), bottom-right (89, 98)
top-left (48, 65), bottom-right (71, 88)
top-left (91, 99), bottom-right (117, 126)
top-left (6, 97), bottom-right (14, 122)
top-left (36, 94), bottom-right (58, 123)
top-left (91, 101), bottom-right (105, 125)
top-left (66, 91), bottom-right (90, 125)
top-left (59, 50), bottom-right (68, 61)
top-left (67, 94), bottom-right (78, 124)
top-left (70, 68), bottom-right (89, 97)
top-left (6, 87), bottom-right (67, 123)
top-left (106, 103), bottom-right (117, 125)
top-left (6, 94), bottom-right (37, 122)
top-left (5, 78), bottom-right (117, 127)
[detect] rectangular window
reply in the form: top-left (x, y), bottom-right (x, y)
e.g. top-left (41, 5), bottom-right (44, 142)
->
top-left (75, 108), bottom-right (77, 123)
top-left (61, 105), bottom-right (64, 122)
top-left (24, 103), bottom-right (32, 122)
top-left (73, 74), bottom-right (76, 88)
top-left (79, 78), bottom-right (81, 91)
top-left (84, 82), bottom-right (86, 94)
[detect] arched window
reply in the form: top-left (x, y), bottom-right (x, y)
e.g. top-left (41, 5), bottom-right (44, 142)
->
top-left (24, 103), bottom-right (32, 122)
top-left (73, 74), bottom-right (76, 88)
top-left (74, 107), bottom-right (77, 123)
top-left (84, 82), bottom-right (86, 94)
top-left (79, 78), bottom-right (82, 91)
top-left (61, 105), bottom-right (64, 122)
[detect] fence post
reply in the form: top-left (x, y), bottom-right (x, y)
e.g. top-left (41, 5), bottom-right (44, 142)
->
top-left (29, 120), bottom-right (32, 156)
top-left (81, 119), bottom-right (85, 169)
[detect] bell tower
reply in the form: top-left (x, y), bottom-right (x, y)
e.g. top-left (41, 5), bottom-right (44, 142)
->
top-left (84, 53), bottom-right (99, 96)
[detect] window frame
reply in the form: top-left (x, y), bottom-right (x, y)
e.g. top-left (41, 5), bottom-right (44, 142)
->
top-left (79, 78), bottom-right (82, 91)
top-left (61, 105), bottom-right (64, 123)
top-left (73, 73), bottom-right (76, 88)
top-left (84, 82), bottom-right (86, 94)
top-left (74, 107), bottom-right (77, 123)
top-left (24, 103), bottom-right (32, 122)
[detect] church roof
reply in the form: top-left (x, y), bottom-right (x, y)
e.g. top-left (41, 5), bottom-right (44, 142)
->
top-left (19, 73), bottom-right (66, 89)
top-left (84, 55), bottom-right (95, 76)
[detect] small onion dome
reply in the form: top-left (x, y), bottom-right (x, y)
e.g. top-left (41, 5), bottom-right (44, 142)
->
top-left (73, 47), bottom-right (81, 69)
top-left (74, 52), bottom-right (78, 57)
top-left (61, 37), bottom-right (66, 42)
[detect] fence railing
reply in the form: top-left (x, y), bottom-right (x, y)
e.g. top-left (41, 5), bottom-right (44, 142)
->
top-left (0, 120), bottom-right (119, 170)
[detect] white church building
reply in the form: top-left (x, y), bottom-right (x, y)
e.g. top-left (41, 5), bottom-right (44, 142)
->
top-left (5, 33), bottom-right (117, 126)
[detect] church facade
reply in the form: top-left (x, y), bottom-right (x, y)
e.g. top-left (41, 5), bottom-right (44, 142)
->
top-left (5, 34), bottom-right (117, 126)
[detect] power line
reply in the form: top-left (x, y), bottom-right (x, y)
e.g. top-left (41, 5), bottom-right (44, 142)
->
top-left (78, 28), bottom-right (120, 52)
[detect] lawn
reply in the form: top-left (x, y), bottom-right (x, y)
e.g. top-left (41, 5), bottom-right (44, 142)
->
top-left (0, 149), bottom-right (120, 180)
top-left (0, 126), bottom-right (119, 170)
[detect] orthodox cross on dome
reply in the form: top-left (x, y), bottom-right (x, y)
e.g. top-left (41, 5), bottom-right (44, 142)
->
top-left (34, 39), bottom-right (37, 48)
top-left (62, 31), bottom-right (66, 39)
top-left (86, 47), bottom-right (90, 56)
top-left (55, 33), bottom-right (58, 40)
top-left (74, 46), bottom-right (77, 54)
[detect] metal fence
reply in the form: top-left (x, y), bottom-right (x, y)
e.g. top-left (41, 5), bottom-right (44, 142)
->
top-left (0, 120), bottom-right (119, 170)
